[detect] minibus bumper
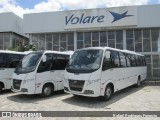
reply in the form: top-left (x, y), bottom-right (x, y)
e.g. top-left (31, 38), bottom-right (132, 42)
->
top-left (64, 86), bottom-right (101, 97)
top-left (11, 86), bottom-right (32, 94)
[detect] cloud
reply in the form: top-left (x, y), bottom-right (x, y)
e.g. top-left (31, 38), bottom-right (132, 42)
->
top-left (0, 0), bottom-right (150, 18)
top-left (103, 0), bottom-right (150, 7)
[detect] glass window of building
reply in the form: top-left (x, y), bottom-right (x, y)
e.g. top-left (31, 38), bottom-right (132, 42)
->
top-left (77, 41), bottom-right (84, 49)
top-left (0, 33), bottom-right (4, 50)
top-left (77, 32), bottom-right (83, 40)
top-left (3, 33), bottom-right (10, 42)
top-left (67, 33), bottom-right (74, 51)
top-left (100, 31), bottom-right (107, 47)
top-left (108, 31), bottom-right (115, 48)
top-left (116, 30), bottom-right (123, 49)
top-left (135, 29), bottom-right (142, 52)
top-left (143, 38), bottom-right (151, 52)
top-left (126, 30), bottom-right (133, 38)
top-left (46, 34), bottom-right (52, 50)
top-left (53, 34), bottom-right (60, 51)
top-left (143, 29), bottom-right (151, 52)
top-left (92, 32), bottom-right (99, 40)
top-left (143, 29), bottom-right (150, 38)
top-left (39, 34), bottom-right (45, 50)
top-left (126, 30), bottom-right (134, 51)
top-left (152, 55), bottom-right (160, 78)
top-left (145, 55), bottom-right (152, 78)
top-left (92, 32), bottom-right (99, 47)
top-left (77, 32), bottom-right (84, 49)
top-left (152, 55), bottom-right (160, 68)
top-left (60, 33), bottom-right (67, 51)
top-left (126, 39), bottom-right (134, 51)
top-left (151, 29), bottom-right (159, 52)
top-left (84, 32), bottom-right (91, 45)
top-left (32, 34), bottom-right (38, 50)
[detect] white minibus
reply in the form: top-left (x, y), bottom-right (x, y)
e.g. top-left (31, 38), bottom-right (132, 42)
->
top-left (0, 50), bottom-right (27, 92)
top-left (12, 51), bottom-right (73, 97)
top-left (64, 47), bottom-right (147, 101)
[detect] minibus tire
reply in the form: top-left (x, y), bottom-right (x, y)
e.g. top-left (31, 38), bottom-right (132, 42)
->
top-left (135, 77), bottom-right (141, 88)
top-left (73, 94), bottom-right (80, 97)
top-left (41, 84), bottom-right (53, 97)
top-left (101, 84), bottom-right (112, 101)
top-left (0, 84), bottom-right (2, 93)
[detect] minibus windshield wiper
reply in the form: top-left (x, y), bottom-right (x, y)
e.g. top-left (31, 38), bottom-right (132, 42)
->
top-left (82, 65), bottom-right (94, 70)
top-left (67, 65), bottom-right (77, 69)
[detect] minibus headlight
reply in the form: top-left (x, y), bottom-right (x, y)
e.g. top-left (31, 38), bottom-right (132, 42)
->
top-left (23, 79), bottom-right (35, 84)
top-left (86, 79), bottom-right (100, 86)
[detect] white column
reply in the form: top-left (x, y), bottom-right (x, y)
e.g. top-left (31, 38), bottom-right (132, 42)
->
top-left (123, 29), bottom-right (126, 50)
top-left (74, 31), bottom-right (77, 51)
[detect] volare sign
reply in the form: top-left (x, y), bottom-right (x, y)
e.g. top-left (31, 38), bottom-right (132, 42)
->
top-left (65, 13), bottom-right (105, 25)
top-left (64, 7), bottom-right (137, 29)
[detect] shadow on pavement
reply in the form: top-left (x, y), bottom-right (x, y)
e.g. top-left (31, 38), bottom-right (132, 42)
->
top-left (7, 90), bottom-right (67, 103)
top-left (0, 89), bottom-right (13, 95)
top-left (62, 85), bottom-right (145, 109)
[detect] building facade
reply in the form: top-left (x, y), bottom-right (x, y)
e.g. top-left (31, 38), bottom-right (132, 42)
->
top-left (0, 12), bottom-right (29, 50)
top-left (23, 4), bottom-right (160, 80)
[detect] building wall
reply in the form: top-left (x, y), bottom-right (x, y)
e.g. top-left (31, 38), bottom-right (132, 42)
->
top-left (0, 12), bottom-right (24, 36)
top-left (29, 27), bottom-right (160, 80)
top-left (24, 4), bottom-right (160, 80)
top-left (0, 12), bottom-right (29, 50)
top-left (24, 4), bottom-right (160, 33)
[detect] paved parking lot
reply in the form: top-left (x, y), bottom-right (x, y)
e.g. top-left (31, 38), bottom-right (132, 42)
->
top-left (0, 84), bottom-right (160, 120)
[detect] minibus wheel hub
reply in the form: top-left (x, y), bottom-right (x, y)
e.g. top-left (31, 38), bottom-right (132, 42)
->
top-left (106, 87), bottom-right (111, 97)
top-left (44, 87), bottom-right (52, 95)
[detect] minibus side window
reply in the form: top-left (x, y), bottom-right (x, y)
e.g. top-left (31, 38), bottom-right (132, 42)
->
top-left (51, 54), bottom-right (68, 70)
top-left (119, 52), bottom-right (127, 67)
top-left (140, 56), bottom-right (143, 66)
top-left (143, 57), bottom-right (146, 66)
top-left (125, 54), bottom-right (131, 67)
top-left (19, 54), bottom-right (25, 60)
top-left (0, 53), bottom-right (7, 68)
top-left (7, 54), bottom-right (21, 68)
top-left (130, 55), bottom-right (137, 67)
top-left (111, 51), bottom-right (120, 68)
top-left (37, 54), bottom-right (52, 73)
top-left (102, 50), bottom-right (121, 71)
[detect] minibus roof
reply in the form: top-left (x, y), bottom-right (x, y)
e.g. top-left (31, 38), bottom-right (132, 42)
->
top-left (38, 50), bottom-right (73, 55)
top-left (76, 47), bottom-right (144, 56)
top-left (0, 50), bottom-right (27, 55)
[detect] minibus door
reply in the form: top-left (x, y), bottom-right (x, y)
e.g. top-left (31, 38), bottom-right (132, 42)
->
top-left (36, 54), bottom-right (57, 92)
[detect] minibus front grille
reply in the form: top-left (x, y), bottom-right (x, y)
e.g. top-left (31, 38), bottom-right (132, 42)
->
top-left (13, 79), bottom-right (22, 90)
top-left (69, 79), bottom-right (85, 92)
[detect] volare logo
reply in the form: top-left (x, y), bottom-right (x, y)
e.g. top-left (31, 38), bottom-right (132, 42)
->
top-left (109, 11), bottom-right (133, 23)
top-left (65, 10), bottom-right (134, 26)
top-left (65, 13), bottom-right (105, 25)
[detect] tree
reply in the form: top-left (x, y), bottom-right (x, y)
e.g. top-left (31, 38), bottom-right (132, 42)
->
top-left (8, 44), bottom-right (36, 52)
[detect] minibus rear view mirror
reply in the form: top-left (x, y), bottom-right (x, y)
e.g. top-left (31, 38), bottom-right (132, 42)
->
top-left (42, 55), bottom-right (47, 62)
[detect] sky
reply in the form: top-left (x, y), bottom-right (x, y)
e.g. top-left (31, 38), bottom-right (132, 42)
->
top-left (0, 0), bottom-right (159, 18)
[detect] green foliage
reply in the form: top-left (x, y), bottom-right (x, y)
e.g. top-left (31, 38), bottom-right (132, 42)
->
top-left (8, 44), bottom-right (36, 52)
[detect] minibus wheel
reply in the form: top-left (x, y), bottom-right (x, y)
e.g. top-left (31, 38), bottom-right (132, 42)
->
top-left (101, 84), bottom-right (112, 101)
top-left (0, 84), bottom-right (2, 93)
top-left (41, 84), bottom-right (53, 97)
top-left (135, 76), bottom-right (141, 88)
top-left (73, 94), bottom-right (80, 97)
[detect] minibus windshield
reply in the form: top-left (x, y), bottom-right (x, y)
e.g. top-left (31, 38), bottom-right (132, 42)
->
top-left (66, 49), bottom-right (103, 73)
top-left (14, 52), bottom-right (43, 74)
